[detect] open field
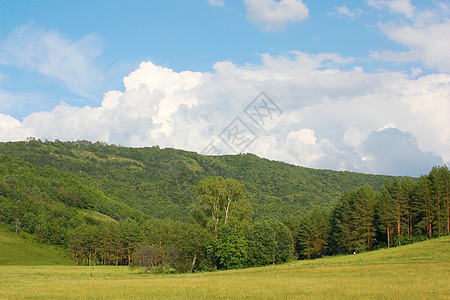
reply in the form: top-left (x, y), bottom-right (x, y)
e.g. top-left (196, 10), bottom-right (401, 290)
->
top-left (0, 226), bottom-right (70, 266)
top-left (0, 236), bottom-right (448, 299)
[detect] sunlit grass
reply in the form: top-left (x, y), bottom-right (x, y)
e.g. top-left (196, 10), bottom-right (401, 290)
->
top-left (0, 225), bottom-right (70, 266)
top-left (0, 236), bottom-right (448, 299)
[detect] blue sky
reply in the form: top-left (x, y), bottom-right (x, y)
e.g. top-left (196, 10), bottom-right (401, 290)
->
top-left (0, 0), bottom-right (449, 176)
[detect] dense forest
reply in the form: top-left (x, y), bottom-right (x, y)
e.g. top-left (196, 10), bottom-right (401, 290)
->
top-left (0, 140), bottom-right (448, 272)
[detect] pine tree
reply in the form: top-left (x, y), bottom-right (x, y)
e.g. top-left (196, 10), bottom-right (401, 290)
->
top-left (376, 188), bottom-right (396, 247)
top-left (329, 186), bottom-right (376, 254)
top-left (297, 209), bottom-right (329, 258)
top-left (429, 166), bottom-right (450, 236)
top-left (351, 186), bottom-right (377, 252)
top-left (385, 178), bottom-right (410, 237)
top-left (415, 176), bottom-right (434, 238)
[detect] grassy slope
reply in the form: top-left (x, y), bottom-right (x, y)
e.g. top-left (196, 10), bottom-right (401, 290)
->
top-left (0, 225), bottom-right (70, 266)
top-left (0, 236), bottom-right (448, 299)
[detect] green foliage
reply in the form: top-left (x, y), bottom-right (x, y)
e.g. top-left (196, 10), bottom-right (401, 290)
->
top-left (329, 186), bottom-right (377, 254)
top-left (138, 220), bottom-right (211, 273)
top-left (297, 209), bottom-right (330, 259)
top-left (246, 218), bottom-right (294, 266)
top-left (0, 140), bottom-right (393, 222)
top-left (375, 188), bottom-right (397, 247)
top-left (192, 176), bottom-right (252, 235)
top-left (208, 225), bottom-right (248, 270)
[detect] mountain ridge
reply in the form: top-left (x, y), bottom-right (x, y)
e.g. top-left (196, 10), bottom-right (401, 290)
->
top-left (0, 140), bottom-right (397, 222)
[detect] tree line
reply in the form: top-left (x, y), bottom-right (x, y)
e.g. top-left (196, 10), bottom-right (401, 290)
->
top-left (66, 166), bottom-right (449, 272)
top-left (66, 177), bottom-right (294, 272)
top-left (295, 166), bottom-right (449, 258)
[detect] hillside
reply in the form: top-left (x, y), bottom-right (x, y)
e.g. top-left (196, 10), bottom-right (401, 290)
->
top-left (0, 235), bottom-right (448, 299)
top-left (0, 140), bottom-right (395, 222)
top-left (0, 225), bottom-right (70, 265)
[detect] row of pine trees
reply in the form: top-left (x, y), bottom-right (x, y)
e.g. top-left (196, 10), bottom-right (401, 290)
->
top-left (296, 166), bottom-right (449, 258)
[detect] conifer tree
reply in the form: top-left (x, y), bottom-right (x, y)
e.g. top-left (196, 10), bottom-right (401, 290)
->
top-left (415, 175), bottom-right (434, 238)
top-left (376, 188), bottom-right (396, 247)
top-left (297, 209), bottom-right (329, 258)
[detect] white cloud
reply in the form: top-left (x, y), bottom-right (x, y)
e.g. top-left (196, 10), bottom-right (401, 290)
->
top-left (244, 0), bottom-right (309, 32)
top-left (287, 128), bottom-right (316, 145)
top-left (1, 53), bottom-right (449, 176)
top-left (0, 113), bottom-right (34, 141)
top-left (369, 1), bottom-right (450, 73)
top-left (373, 20), bottom-right (450, 73)
top-left (208, 0), bottom-right (224, 6)
top-left (343, 127), bottom-right (368, 149)
top-left (0, 24), bottom-right (103, 99)
top-left (367, 0), bottom-right (415, 18)
top-left (330, 5), bottom-right (362, 18)
top-left (376, 123), bottom-right (397, 132)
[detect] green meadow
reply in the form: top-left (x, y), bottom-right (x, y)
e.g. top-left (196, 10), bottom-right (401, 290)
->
top-left (0, 225), bottom-right (70, 266)
top-left (0, 231), bottom-right (448, 299)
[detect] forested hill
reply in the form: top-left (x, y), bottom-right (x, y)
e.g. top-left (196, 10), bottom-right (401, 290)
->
top-left (0, 140), bottom-right (394, 222)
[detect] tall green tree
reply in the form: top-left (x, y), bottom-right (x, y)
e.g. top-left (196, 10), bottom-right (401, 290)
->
top-left (193, 177), bottom-right (252, 237)
top-left (246, 218), bottom-right (293, 266)
top-left (329, 186), bottom-right (377, 253)
top-left (246, 220), bottom-right (277, 266)
top-left (415, 175), bottom-right (434, 238)
top-left (120, 219), bottom-right (143, 266)
top-left (297, 209), bottom-right (330, 258)
top-left (376, 188), bottom-right (397, 248)
top-left (208, 225), bottom-right (248, 270)
top-left (385, 178), bottom-right (412, 237)
top-left (428, 166), bottom-right (450, 236)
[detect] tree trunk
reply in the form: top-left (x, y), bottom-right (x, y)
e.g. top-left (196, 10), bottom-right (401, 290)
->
top-left (387, 226), bottom-right (390, 248)
top-left (438, 200), bottom-right (442, 236)
top-left (397, 201), bottom-right (401, 236)
top-left (447, 197), bottom-right (449, 234)
top-left (224, 196), bottom-right (231, 225)
top-left (428, 221), bottom-right (432, 239)
top-left (191, 253), bottom-right (197, 273)
top-left (446, 183), bottom-right (449, 234)
top-left (409, 215), bottom-right (413, 236)
top-left (428, 206), bottom-right (433, 239)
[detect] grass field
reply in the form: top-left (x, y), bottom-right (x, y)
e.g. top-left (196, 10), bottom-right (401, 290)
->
top-left (0, 225), bottom-right (70, 266)
top-left (0, 235), bottom-right (448, 299)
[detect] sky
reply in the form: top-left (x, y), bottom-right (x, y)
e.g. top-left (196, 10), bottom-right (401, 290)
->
top-left (0, 0), bottom-right (449, 177)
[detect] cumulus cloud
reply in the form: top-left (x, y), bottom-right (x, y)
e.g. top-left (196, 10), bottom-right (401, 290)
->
top-left (369, 1), bottom-right (450, 73)
top-left (208, 0), bottom-right (224, 6)
top-left (0, 24), bottom-right (104, 98)
top-left (244, 0), bottom-right (309, 31)
top-left (0, 113), bottom-right (33, 141)
top-left (358, 128), bottom-right (443, 176)
top-left (1, 53), bottom-right (449, 176)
